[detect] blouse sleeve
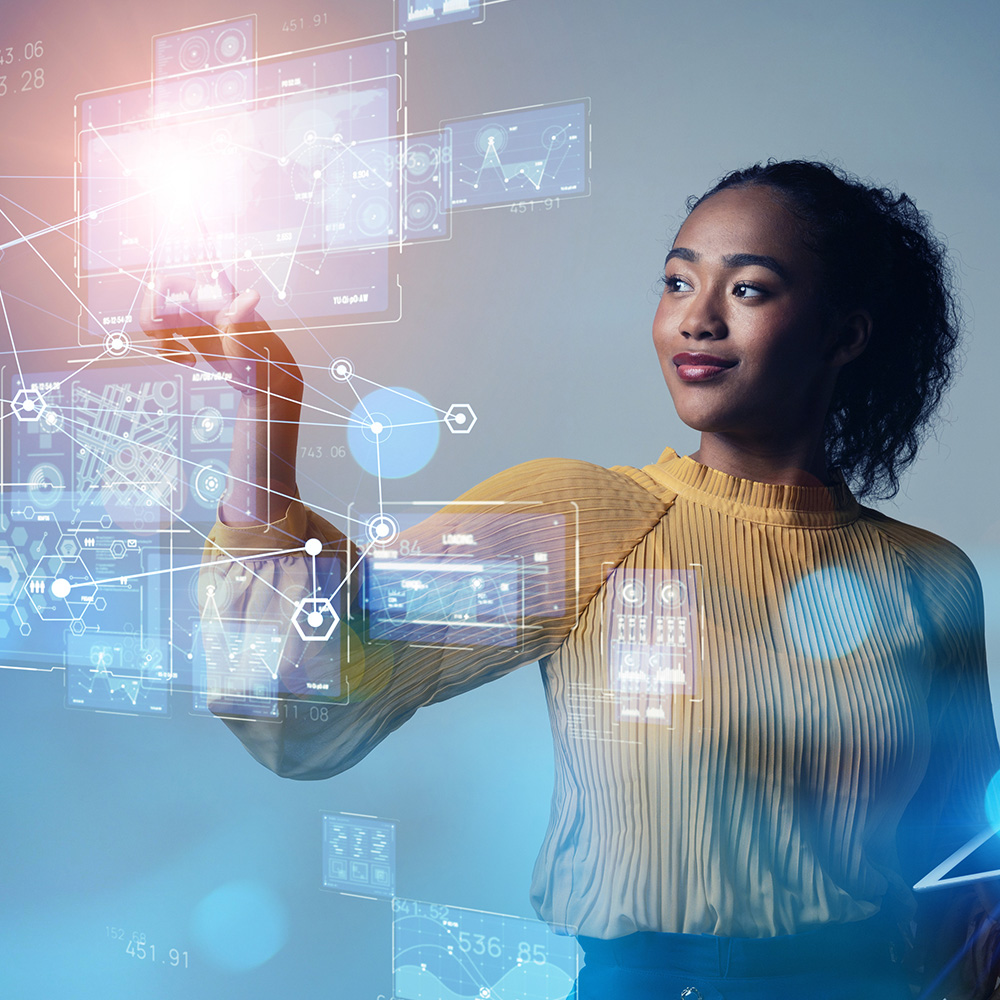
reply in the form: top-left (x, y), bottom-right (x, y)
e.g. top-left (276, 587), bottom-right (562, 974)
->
top-left (895, 534), bottom-right (999, 885)
top-left (198, 458), bottom-right (670, 779)
top-left (890, 528), bottom-right (1000, 996)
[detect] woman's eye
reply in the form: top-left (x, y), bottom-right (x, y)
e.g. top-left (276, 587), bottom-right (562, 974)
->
top-left (663, 276), bottom-right (693, 293)
top-left (733, 281), bottom-right (765, 299)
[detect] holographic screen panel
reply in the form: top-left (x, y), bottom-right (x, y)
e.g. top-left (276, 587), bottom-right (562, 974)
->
top-left (393, 898), bottom-right (580, 1000)
top-left (445, 100), bottom-right (589, 210)
top-left (76, 36), bottom-right (400, 339)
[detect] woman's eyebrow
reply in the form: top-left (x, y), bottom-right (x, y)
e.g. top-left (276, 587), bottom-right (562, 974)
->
top-left (664, 247), bottom-right (789, 280)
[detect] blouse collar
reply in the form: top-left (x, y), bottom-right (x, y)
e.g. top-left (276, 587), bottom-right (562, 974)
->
top-left (642, 447), bottom-right (861, 528)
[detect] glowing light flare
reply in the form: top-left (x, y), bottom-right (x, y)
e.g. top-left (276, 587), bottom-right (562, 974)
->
top-left (121, 118), bottom-right (248, 253)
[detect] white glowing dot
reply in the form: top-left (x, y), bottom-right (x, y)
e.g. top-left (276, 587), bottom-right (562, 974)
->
top-left (370, 421), bottom-right (383, 435)
top-left (336, 365), bottom-right (347, 376)
top-left (455, 412), bottom-right (466, 424)
top-left (22, 399), bottom-right (35, 411)
top-left (313, 169), bottom-right (322, 179)
top-left (51, 578), bottom-right (71, 599)
top-left (89, 210), bottom-right (98, 220)
top-left (307, 611), bottom-right (324, 628)
top-left (376, 522), bottom-right (389, 537)
top-left (304, 538), bottom-right (322, 556)
top-left (278, 290), bottom-right (287, 300)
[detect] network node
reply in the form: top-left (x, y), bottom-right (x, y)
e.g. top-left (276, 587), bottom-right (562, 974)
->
top-left (360, 411), bottom-right (392, 445)
top-left (11, 389), bottom-right (46, 423)
top-left (292, 597), bottom-right (340, 642)
top-left (444, 403), bottom-right (477, 434)
top-left (104, 331), bottom-right (132, 357)
top-left (304, 537), bottom-right (323, 557)
top-left (330, 357), bottom-right (354, 381)
top-left (365, 513), bottom-right (400, 547)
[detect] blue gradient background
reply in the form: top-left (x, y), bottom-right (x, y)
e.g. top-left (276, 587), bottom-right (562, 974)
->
top-left (1, 1), bottom-right (998, 997)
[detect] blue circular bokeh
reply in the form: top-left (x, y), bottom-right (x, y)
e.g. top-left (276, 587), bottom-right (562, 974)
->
top-left (784, 566), bottom-right (875, 661)
top-left (190, 880), bottom-right (288, 972)
top-left (347, 386), bottom-right (439, 479)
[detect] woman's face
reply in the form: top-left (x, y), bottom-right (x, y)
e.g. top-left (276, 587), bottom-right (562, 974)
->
top-left (652, 184), bottom-right (856, 447)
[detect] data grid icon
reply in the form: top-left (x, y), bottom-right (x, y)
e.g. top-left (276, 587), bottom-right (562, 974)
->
top-left (322, 813), bottom-right (396, 898)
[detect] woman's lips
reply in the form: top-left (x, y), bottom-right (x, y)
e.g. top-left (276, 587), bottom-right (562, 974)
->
top-left (672, 352), bottom-right (737, 382)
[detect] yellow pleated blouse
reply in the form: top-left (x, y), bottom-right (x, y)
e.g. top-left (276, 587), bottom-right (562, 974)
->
top-left (204, 448), bottom-right (999, 939)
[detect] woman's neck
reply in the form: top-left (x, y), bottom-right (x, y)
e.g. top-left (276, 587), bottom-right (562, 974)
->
top-left (689, 432), bottom-right (834, 487)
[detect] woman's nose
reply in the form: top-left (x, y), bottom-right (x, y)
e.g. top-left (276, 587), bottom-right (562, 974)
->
top-left (679, 290), bottom-right (727, 340)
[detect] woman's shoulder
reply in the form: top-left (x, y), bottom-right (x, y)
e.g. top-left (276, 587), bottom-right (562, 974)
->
top-left (858, 505), bottom-right (983, 613)
top-left (455, 456), bottom-right (677, 509)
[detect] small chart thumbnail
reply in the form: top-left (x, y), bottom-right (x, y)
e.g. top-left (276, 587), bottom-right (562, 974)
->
top-left (446, 101), bottom-right (589, 209)
top-left (393, 898), bottom-right (579, 1000)
top-left (399, 0), bottom-right (482, 32)
top-left (322, 813), bottom-right (396, 899)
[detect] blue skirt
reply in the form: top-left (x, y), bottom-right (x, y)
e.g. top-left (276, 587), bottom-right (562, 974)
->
top-left (569, 916), bottom-right (913, 1000)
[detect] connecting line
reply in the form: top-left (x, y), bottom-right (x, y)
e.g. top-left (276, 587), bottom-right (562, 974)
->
top-left (347, 372), bottom-right (450, 416)
top-left (82, 125), bottom-right (133, 178)
top-left (0, 204), bottom-right (108, 331)
top-left (344, 374), bottom-right (375, 425)
top-left (124, 342), bottom-right (350, 427)
top-left (0, 289), bottom-right (87, 342)
top-left (280, 172), bottom-right (323, 298)
top-left (77, 543), bottom-right (309, 591)
top-left (375, 434), bottom-right (384, 518)
top-left (380, 419), bottom-right (444, 429)
top-left (53, 345), bottom-right (119, 390)
top-left (328, 536), bottom-right (377, 606)
top-left (0, 188), bottom-right (156, 253)
top-left (0, 287), bottom-right (25, 386)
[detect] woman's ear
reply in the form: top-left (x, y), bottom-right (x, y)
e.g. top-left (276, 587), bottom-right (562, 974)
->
top-left (830, 308), bottom-right (872, 368)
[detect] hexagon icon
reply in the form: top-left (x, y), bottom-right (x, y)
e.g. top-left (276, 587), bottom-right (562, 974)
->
top-left (444, 403), bottom-right (477, 434)
top-left (11, 388), bottom-right (46, 422)
top-left (292, 597), bottom-right (340, 642)
top-left (0, 547), bottom-right (26, 602)
top-left (58, 535), bottom-right (80, 559)
top-left (24, 554), bottom-right (98, 621)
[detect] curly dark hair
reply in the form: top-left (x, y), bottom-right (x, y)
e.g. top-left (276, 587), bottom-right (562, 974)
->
top-left (686, 160), bottom-right (962, 501)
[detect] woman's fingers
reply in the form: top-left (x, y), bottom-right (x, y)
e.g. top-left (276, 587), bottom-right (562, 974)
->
top-left (137, 275), bottom-right (201, 364)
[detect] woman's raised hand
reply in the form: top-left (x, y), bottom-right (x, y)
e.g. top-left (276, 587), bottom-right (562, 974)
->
top-left (140, 273), bottom-right (304, 525)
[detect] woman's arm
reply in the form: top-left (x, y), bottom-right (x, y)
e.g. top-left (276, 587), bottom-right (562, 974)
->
top-left (200, 459), bottom-right (673, 779)
top-left (141, 286), bottom-right (674, 780)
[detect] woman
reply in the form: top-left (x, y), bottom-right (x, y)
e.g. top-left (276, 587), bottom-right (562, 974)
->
top-left (147, 160), bottom-right (1000, 998)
